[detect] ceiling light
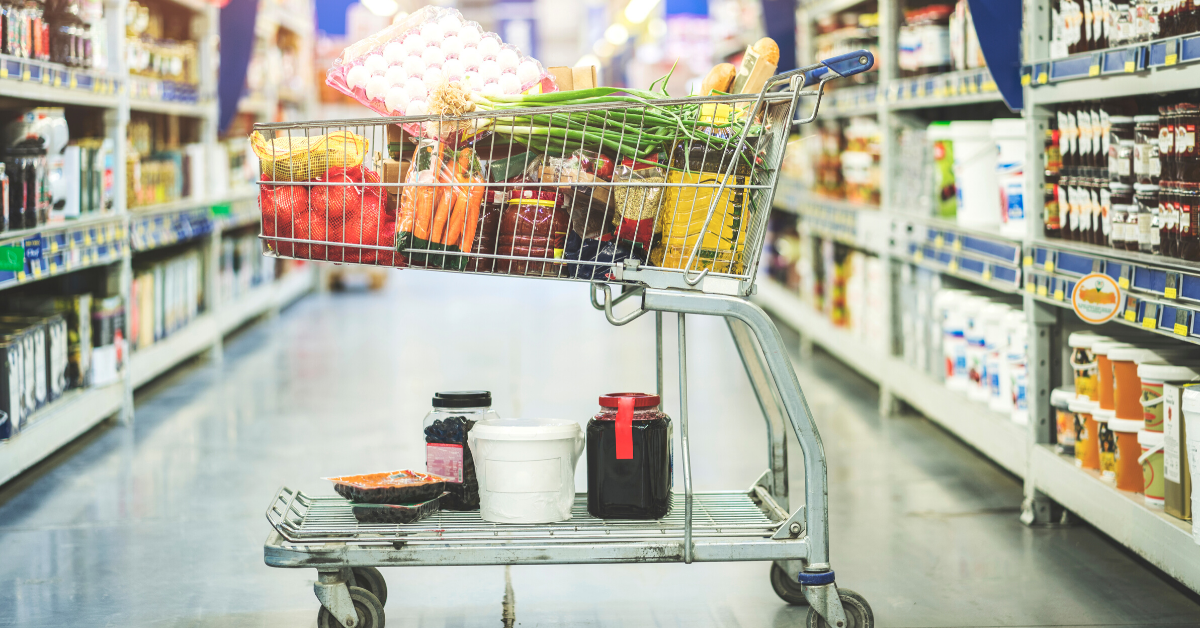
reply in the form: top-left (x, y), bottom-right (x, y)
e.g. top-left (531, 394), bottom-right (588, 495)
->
top-left (624, 0), bottom-right (660, 24)
top-left (605, 23), bottom-right (630, 46)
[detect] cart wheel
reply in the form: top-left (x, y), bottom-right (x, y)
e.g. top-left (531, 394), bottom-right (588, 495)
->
top-left (769, 563), bottom-right (809, 606)
top-left (805, 589), bottom-right (873, 628)
top-left (352, 567), bottom-right (388, 606)
top-left (317, 586), bottom-right (385, 628)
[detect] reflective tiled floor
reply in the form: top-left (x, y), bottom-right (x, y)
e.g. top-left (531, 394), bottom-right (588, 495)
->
top-left (2, 270), bottom-right (1199, 627)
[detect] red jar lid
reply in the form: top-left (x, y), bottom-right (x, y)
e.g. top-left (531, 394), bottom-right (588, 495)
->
top-left (598, 392), bottom-right (660, 408)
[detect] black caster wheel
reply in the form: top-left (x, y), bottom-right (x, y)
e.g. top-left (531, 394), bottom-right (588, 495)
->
top-left (769, 563), bottom-right (809, 606)
top-left (317, 585), bottom-right (385, 628)
top-left (805, 589), bottom-right (873, 628)
top-left (352, 567), bottom-right (388, 606)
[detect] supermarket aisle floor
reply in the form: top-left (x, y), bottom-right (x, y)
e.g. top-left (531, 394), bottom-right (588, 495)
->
top-left (2, 271), bottom-right (1200, 628)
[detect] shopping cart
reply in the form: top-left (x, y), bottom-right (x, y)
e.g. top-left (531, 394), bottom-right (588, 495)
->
top-left (259, 50), bottom-right (875, 628)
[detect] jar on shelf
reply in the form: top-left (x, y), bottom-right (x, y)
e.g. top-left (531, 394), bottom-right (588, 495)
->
top-left (1110, 136), bottom-right (1136, 185)
top-left (1135, 182), bottom-right (1161, 254)
top-left (1097, 178), bottom-right (1112, 246)
top-left (1044, 177), bottom-right (1062, 238)
top-left (423, 391), bottom-right (501, 511)
top-left (1180, 181), bottom-right (1200, 261)
top-left (1161, 180), bottom-right (1179, 257)
top-left (1176, 102), bottom-right (1199, 181)
top-left (1134, 114), bottom-right (1161, 184)
top-left (1159, 105), bottom-right (1177, 181)
top-left (1062, 175), bottom-right (1077, 240)
top-left (587, 393), bottom-right (672, 520)
top-left (1111, 201), bottom-right (1133, 250)
top-left (1081, 177), bottom-right (1098, 245)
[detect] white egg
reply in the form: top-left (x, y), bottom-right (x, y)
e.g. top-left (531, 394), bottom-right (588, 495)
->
top-left (497, 48), bottom-right (519, 70)
top-left (407, 100), bottom-right (427, 116)
top-left (385, 85), bottom-right (409, 114)
top-left (459, 47), bottom-right (483, 70)
top-left (438, 14), bottom-right (462, 35)
top-left (499, 73), bottom-right (521, 94)
top-left (365, 74), bottom-right (388, 101)
top-left (420, 21), bottom-right (443, 42)
top-left (405, 78), bottom-right (428, 101)
top-left (383, 41), bottom-right (405, 64)
top-left (423, 66), bottom-right (445, 88)
top-left (402, 55), bottom-right (426, 77)
top-left (345, 64), bottom-right (370, 90)
top-left (442, 58), bottom-right (466, 80)
top-left (479, 59), bottom-right (501, 81)
top-left (478, 36), bottom-right (500, 58)
top-left (458, 25), bottom-right (482, 46)
top-left (516, 60), bottom-right (539, 85)
top-left (401, 32), bottom-right (426, 55)
top-left (441, 35), bottom-right (463, 57)
top-left (364, 53), bottom-right (387, 74)
top-left (421, 46), bottom-right (445, 67)
top-left (482, 82), bottom-right (503, 98)
top-left (384, 65), bottom-right (407, 86)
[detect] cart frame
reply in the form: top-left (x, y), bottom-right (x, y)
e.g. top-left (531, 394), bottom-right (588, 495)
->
top-left (261, 51), bottom-right (875, 628)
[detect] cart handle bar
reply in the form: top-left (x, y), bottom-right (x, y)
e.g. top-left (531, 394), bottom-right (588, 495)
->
top-left (677, 49), bottom-right (873, 287)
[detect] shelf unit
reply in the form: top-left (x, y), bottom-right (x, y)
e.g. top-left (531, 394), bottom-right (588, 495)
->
top-left (0, 0), bottom-right (318, 487)
top-left (765, 0), bottom-right (1200, 596)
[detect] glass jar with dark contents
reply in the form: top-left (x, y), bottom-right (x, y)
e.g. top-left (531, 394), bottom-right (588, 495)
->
top-left (1180, 182), bottom-right (1200, 261)
top-left (1160, 180), bottom-right (1179, 257)
top-left (1111, 202), bottom-right (1132, 250)
top-left (1062, 176), bottom-right (1077, 241)
top-left (587, 393), bottom-right (672, 520)
top-left (1176, 102), bottom-right (1199, 181)
top-left (422, 391), bottom-right (501, 511)
top-left (1159, 105), bottom-right (1177, 181)
top-left (1110, 182), bottom-right (1133, 248)
top-left (1097, 178), bottom-right (1111, 246)
top-left (1044, 178), bottom-right (1062, 238)
top-left (464, 188), bottom-right (505, 273)
top-left (496, 188), bottom-right (568, 277)
top-left (1134, 115), bottom-right (1161, 185)
top-left (1135, 183), bottom-right (1160, 254)
top-left (1111, 137), bottom-right (1136, 185)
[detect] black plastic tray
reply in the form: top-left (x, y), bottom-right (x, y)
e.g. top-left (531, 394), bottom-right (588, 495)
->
top-left (328, 470), bottom-right (447, 504)
top-left (350, 493), bottom-right (444, 524)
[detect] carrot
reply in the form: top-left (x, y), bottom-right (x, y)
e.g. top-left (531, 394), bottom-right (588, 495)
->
top-left (459, 175), bottom-right (486, 253)
top-left (430, 164), bottom-right (460, 244)
top-left (413, 171), bottom-right (437, 242)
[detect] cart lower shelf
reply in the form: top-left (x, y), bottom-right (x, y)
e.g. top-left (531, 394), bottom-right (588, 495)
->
top-left (265, 487), bottom-right (807, 567)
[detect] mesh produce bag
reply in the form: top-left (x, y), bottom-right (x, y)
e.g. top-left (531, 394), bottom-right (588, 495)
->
top-left (250, 130), bottom-right (368, 182)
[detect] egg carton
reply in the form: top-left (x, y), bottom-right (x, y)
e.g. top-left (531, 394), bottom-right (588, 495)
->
top-left (326, 5), bottom-right (556, 123)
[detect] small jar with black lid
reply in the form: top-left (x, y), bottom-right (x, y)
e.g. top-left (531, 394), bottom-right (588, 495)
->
top-left (1135, 183), bottom-right (1161, 254)
top-left (1180, 181), bottom-right (1200, 261)
top-left (1134, 115), bottom-right (1161, 184)
top-left (1177, 102), bottom-right (1200, 181)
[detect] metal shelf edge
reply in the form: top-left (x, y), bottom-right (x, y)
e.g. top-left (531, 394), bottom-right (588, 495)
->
top-left (0, 384), bottom-right (123, 487)
top-left (129, 314), bottom-right (219, 389)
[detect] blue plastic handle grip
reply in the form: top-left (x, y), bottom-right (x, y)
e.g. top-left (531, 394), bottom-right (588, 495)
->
top-left (802, 50), bottom-right (875, 86)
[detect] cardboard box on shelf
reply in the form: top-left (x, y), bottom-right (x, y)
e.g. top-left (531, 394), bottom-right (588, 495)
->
top-left (549, 66), bottom-right (598, 91)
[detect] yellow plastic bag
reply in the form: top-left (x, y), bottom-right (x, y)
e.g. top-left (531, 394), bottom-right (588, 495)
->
top-left (251, 130), bottom-right (368, 182)
top-left (651, 170), bottom-right (747, 274)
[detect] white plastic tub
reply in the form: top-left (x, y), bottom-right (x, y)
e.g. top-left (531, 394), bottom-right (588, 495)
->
top-left (468, 418), bottom-right (585, 523)
top-left (950, 120), bottom-right (1001, 228)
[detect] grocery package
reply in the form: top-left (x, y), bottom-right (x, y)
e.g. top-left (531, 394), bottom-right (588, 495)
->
top-left (327, 470), bottom-right (448, 504)
top-left (397, 141), bottom-right (486, 269)
top-left (251, 130), bottom-right (367, 182)
top-left (497, 180), bottom-right (569, 277)
top-left (652, 143), bottom-right (752, 275)
top-left (351, 496), bottom-right (443, 524)
top-left (325, 6), bottom-right (555, 127)
top-left (423, 391), bottom-right (499, 511)
top-left (587, 393), bottom-right (673, 519)
top-left (468, 418), bottom-right (584, 523)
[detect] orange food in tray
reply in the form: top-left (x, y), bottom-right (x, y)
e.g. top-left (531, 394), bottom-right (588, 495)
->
top-left (325, 470), bottom-right (448, 504)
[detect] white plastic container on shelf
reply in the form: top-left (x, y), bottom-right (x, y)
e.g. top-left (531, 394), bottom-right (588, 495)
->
top-left (1182, 386), bottom-right (1200, 543)
top-left (467, 419), bottom-right (585, 524)
top-left (950, 121), bottom-right (1001, 228)
top-left (1008, 322), bottom-right (1029, 424)
top-left (992, 119), bottom-right (1027, 238)
top-left (973, 303), bottom-right (1012, 403)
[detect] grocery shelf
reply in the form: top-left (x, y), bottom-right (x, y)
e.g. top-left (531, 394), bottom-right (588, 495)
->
top-left (130, 189), bottom-right (258, 251)
top-left (0, 56), bottom-right (121, 107)
top-left (773, 177), bottom-right (886, 253)
top-left (1028, 280), bottom-right (1200, 346)
top-left (128, 96), bottom-right (212, 118)
top-left (0, 216), bottom-right (127, 291)
top-left (821, 84), bottom-right (880, 117)
top-left (887, 67), bottom-right (1002, 111)
top-left (753, 278), bottom-right (1029, 477)
top-left (1031, 238), bottom-right (1200, 279)
top-left (1029, 445), bottom-right (1200, 593)
top-left (0, 383), bottom-right (124, 487)
top-left (1025, 57), bottom-right (1200, 104)
top-left (130, 313), bottom-right (219, 389)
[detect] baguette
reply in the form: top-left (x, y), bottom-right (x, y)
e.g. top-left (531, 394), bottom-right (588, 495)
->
top-left (752, 37), bottom-right (780, 65)
top-left (700, 63), bottom-right (737, 95)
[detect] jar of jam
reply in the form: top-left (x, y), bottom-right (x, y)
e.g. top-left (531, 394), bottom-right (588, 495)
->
top-left (1134, 115), bottom-right (1161, 184)
top-left (1111, 138), bottom-right (1136, 184)
top-left (1062, 176), bottom-right (1077, 240)
top-left (497, 190), bottom-right (568, 276)
top-left (1176, 102), bottom-right (1199, 180)
top-left (586, 393), bottom-right (672, 519)
top-left (464, 188), bottom-right (505, 273)
top-left (1161, 181), bottom-right (1179, 257)
top-left (1159, 105), bottom-right (1177, 181)
top-left (1082, 178), bottom-right (1098, 245)
top-left (1180, 182), bottom-right (1200, 261)
top-left (1044, 178), bottom-right (1062, 238)
top-left (1135, 183), bottom-right (1160, 254)
top-left (1111, 202), bottom-right (1133, 250)
top-left (1097, 178), bottom-right (1111, 246)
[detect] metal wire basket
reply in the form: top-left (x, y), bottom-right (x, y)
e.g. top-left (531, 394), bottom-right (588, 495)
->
top-left (253, 52), bottom-right (872, 296)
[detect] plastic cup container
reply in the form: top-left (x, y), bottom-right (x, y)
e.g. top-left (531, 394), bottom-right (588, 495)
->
top-left (1093, 340), bottom-right (1137, 411)
top-left (1051, 387), bottom-right (1077, 455)
top-left (1110, 417), bottom-right (1146, 492)
top-left (1137, 362), bottom-right (1200, 432)
top-left (467, 418), bottom-right (585, 523)
top-left (1068, 331), bottom-right (1102, 401)
top-left (1096, 408), bottom-right (1118, 481)
top-left (1141, 429), bottom-right (1166, 508)
top-left (1070, 397), bottom-right (1101, 470)
top-left (1109, 346), bottom-right (1198, 422)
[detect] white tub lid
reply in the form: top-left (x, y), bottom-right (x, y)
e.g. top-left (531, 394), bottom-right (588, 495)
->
top-left (1182, 385), bottom-right (1200, 414)
top-left (1139, 430), bottom-right (1165, 446)
top-left (1093, 408), bottom-right (1116, 422)
top-left (470, 418), bottom-right (583, 441)
top-left (1050, 387), bottom-right (1077, 409)
top-left (1136, 362), bottom-right (1200, 381)
top-left (1068, 397), bottom-right (1099, 413)
top-left (1068, 332), bottom-right (1103, 348)
top-left (1109, 417), bottom-right (1144, 432)
top-left (1108, 346), bottom-right (1197, 363)
top-left (1092, 341), bottom-right (1136, 356)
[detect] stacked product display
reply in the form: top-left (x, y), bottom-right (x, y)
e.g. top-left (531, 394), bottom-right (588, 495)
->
top-left (129, 247), bottom-right (202, 352)
top-left (126, 115), bottom-right (207, 208)
top-left (125, 0), bottom-right (200, 102)
top-left (220, 229), bottom-right (276, 305)
top-left (1049, 0), bottom-right (1200, 58)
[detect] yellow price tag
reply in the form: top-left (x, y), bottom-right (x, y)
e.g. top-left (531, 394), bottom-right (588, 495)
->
top-left (1119, 276), bottom-right (1130, 289)
top-left (1038, 284), bottom-right (1049, 297)
top-left (1023, 255), bottom-right (1033, 267)
top-left (1125, 60), bottom-right (1136, 73)
top-left (1021, 74), bottom-right (1032, 86)
top-left (21, 69), bottom-right (30, 81)
top-left (49, 261), bottom-right (58, 273)
top-left (1125, 309), bottom-right (1138, 322)
top-left (1176, 323), bottom-right (1190, 336)
top-left (982, 269), bottom-right (993, 282)
top-left (41, 71), bottom-right (48, 85)
top-left (1166, 53), bottom-right (1178, 66)
top-left (1044, 260), bottom-right (1055, 272)
top-left (1143, 316), bottom-right (1157, 329)
top-left (69, 74), bottom-right (76, 89)
top-left (1038, 72), bottom-right (1048, 84)
top-left (1089, 65), bottom-right (1100, 76)
top-left (50, 240), bottom-right (58, 253)
top-left (84, 232), bottom-right (92, 245)
top-left (1054, 289), bottom-right (1065, 301)
top-left (1, 66), bottom-right (7, 79)
top-left (952, 239), bottom-right (962, 252)
top-left (914, 250), bottom-right (925, 262)
top-left (1166, 287), bottom-right (1177, 299)
top-left (1026, 282), bottom-right (1036, 293)
top-left (16, 271), bottom-right (25, 282)
top-left (53, 74), bottom-right (60, 87)
top-left (934, 234), bottom-right (944, 249)
top-left (948, 259), bottom-right (959, 272)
